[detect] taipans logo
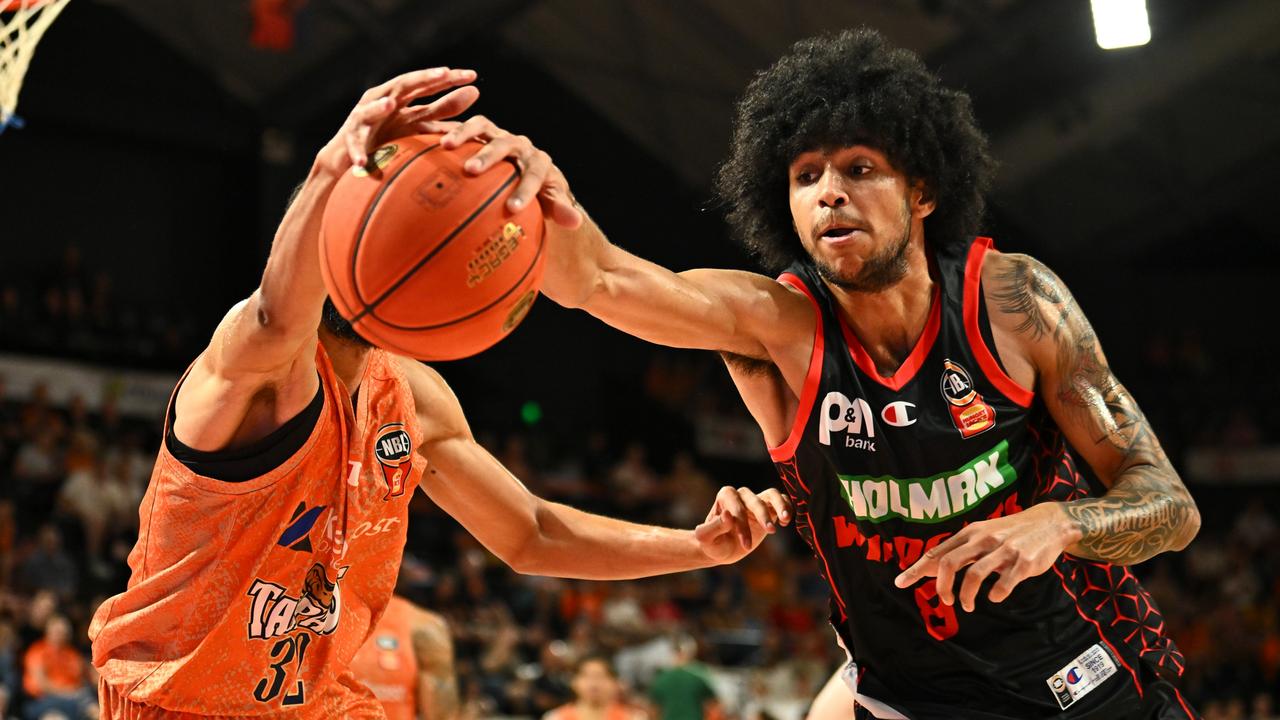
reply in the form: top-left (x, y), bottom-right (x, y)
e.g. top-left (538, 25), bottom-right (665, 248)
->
top-left (374, 423), bottom-right (413, 501)
top-left (277, 502), bottom-right (328, 553)
top-left (353, 143), bottom-right (398, 177)
top-left (247, 563), bottom-right (347, 640)
top-left (880, 401), bottom-right (917, 428)
top-left (819, 391), bottom-right (876, 450)
top-left (1066, 668), bottom-right (1083, 685)
top-left (939, 359), bottom-right (996, 439)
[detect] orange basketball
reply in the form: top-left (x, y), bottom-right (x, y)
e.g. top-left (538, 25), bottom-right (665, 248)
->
top-left (319, 133), bottom-right (545, 361)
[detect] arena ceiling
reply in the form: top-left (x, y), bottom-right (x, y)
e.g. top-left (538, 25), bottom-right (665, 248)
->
top-left (45, 0), bottom-right (1280, 262)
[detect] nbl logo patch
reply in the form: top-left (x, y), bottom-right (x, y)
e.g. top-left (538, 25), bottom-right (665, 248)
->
top-left (374, 423), bottom-right (413, 500)
top-left (939, 359), bottom-right (996, 439)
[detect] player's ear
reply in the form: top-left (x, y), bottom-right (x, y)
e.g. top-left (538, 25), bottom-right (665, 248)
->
top-left (912, 180), bottom-right (936, 219)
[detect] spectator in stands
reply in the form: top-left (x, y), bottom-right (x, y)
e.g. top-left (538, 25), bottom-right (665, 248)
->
top-left (0, 618), bottom-right (19, 720)
top-left (56, 456), bottom-right (130, 575)
top-left (16, 526), bottom-right (77, 601)
top-left (545, 655), bottom-right (647, 720)
top-left (649, 635), bottom-right (719, 720)
top-left (21, 614), bottom-right (96, 720)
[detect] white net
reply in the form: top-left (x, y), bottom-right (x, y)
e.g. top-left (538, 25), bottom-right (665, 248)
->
top-left (1, 0), bottom-right (70, 130)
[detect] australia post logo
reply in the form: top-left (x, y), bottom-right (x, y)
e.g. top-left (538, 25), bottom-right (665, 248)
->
top-left (836, 439), bottom-right (1017, 523)
top-left (247, 563), bottom-right (346, 640)
top-left (374, 423), bottom-right (413, 500)
top-left (819, 392), bottom-right (876, 451)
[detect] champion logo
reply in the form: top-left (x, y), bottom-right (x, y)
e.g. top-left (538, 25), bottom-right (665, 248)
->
top-left (880, 401), bottom-right (917, 427)
top-left (1066, 668), bottom-right (1083, 685)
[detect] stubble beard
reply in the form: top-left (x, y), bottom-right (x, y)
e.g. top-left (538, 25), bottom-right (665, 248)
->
top-left (812, 195), bottom-right (913, 293)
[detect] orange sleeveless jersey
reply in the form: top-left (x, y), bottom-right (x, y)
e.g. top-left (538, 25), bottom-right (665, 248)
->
top-left (348, 595), bottom-right (420, 720)
top-left (89, 344), bottom-right (424, 718)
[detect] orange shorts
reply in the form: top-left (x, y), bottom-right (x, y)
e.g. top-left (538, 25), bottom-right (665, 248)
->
top-left (98, 673), bottom-right (386, 719)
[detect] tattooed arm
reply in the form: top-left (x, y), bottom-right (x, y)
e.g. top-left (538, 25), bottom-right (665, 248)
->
top-left (411, 608), bottom-right (460, 720)
top-left (987, 252), bottom-right (1201, 565)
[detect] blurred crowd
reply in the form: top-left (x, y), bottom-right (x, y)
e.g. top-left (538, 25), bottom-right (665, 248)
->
top-left (1, 251), bottom-right (1279, 720)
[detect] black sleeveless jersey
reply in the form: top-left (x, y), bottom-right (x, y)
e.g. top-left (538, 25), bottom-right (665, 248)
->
top-left (771, 238), bottom-right (1192, 719)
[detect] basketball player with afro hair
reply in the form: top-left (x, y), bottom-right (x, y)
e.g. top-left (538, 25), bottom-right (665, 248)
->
top-left (445, 27), bottom-right (1201, 719)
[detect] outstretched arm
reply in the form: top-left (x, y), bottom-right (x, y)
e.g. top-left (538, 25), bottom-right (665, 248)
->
top-left (399, 359), bottom-right (791, 579)
top-left (173, 68), bottom-right (479, 452)
top-left (434, 117), bottom-right (811, 360)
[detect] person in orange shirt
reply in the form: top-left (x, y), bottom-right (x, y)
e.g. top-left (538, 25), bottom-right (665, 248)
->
top-left (349, 595), bottom-right (457, 720)
top-left (23, 614), bottom-right (96, 720)
top-left (88, 66), bottom-right (792, 720)
top-left (544, 655), bottom-right (647, 720)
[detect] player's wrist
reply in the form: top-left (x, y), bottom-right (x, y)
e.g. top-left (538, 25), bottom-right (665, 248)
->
top-left (1049, 501), bottom-right (1086, 548)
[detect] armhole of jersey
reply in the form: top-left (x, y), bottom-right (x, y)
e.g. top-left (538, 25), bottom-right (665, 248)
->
top-left (767, 272), bottom-right (825, 462)
top-left (164, 375), bottom-right (325, 482)
top-left (962, 238), bottom-right (1034, 408)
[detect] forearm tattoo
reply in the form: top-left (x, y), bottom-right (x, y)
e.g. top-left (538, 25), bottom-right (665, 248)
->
top-left (993, 256), bottom-right (1199, 565)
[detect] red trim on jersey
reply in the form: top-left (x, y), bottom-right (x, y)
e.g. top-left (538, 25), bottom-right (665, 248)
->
top-left (803, 511), bottom-right (848, 617)
top-left (836, 285), bottom-right (941, 392)
top-left (1051, 563), bottom-right (1143, 698)
top-left (963, 237), bottom-right (1035, 408)
top-left (1174, 686), bottom-right (1197, 719)
top-left (768, 273), bottom-right (825, 462)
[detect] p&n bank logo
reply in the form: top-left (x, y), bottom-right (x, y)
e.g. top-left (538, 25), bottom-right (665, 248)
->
top-left (820, 392), bottom-right (876, 451)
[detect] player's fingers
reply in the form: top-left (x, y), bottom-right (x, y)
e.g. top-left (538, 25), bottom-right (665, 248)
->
top-left (693, 515), bottom-right (726, 543)
top-left (508, 151), bottom-right (552, 212)
top-left (712, 486), bottom-right (751, 550)
top-left (441, 115), bottom-right (506, 149)
top-left (365, 67), bottom-right (476, 105)
top-left (409, 120), bottom-right (463, 136)
top-left (402, 86), bottom-right (480, 124)
top-left (895, 529), bottom-right (966, 588)
top-left (345, 96), bottom-right (395, 167)
top-left (988, 558), bottom-right (1032, 604)
top-left (957, 552), bottom-right (1005, 613)
top-left (538, 175), bottom-right (585, 229)
top-left (393, 68), bottom-right (478, 105)
top-left (463, 134), bottom-right (532, 176)
top-left (737, 487), bottom-right (778, 535)
top-left (932, 541), bottom-right (985, 607)
top-left (758, 488), bottom-right (793, 526)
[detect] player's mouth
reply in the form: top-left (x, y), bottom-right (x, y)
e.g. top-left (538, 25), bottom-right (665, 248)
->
top-left (817, 223), bottom-right (866, 244)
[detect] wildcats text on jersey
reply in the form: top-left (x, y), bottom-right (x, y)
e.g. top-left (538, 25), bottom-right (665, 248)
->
top-left (836, 440), bottom-right (1016, 523)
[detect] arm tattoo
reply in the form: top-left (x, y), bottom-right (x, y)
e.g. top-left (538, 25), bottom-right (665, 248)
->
top-left (414, 617), bottom-right (460, 720)
top-left (992, 255), bottom-right (1200, 565)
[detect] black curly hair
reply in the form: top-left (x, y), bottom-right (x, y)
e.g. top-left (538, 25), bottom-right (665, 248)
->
top-left (714, 27), bottom-right (996, 273)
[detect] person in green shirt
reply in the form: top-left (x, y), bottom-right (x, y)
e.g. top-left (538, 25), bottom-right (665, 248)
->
top-left (649, 636), bottom-right (720, 720)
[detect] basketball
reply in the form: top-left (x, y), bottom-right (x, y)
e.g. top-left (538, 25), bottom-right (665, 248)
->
top-left (319, 133), bottom-right (545, 361)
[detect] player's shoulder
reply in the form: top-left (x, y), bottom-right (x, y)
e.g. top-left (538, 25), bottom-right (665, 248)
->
top-left (980, 250), bottom-right (1077, 331)
top-left (389, 355), bottom-right (470, 442)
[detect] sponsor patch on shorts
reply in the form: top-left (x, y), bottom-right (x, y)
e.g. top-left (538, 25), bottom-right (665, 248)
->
top-left (1045, 643), bottom-right (1118, 710)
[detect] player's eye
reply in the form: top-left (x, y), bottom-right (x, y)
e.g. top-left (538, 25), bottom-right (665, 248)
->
top-left (795, 170), bottom-right (818, 185)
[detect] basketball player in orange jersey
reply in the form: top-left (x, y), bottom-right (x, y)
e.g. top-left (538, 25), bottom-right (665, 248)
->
top-left (349, 595), bottom-right (457, 720)
top-left (436, 28), bottom-right (1202, 719)
top-left (88, 66), bottom-right (792, 719)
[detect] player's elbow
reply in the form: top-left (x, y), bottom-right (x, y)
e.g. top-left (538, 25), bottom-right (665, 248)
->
top-left (1174, 501), bottom-right (1201, 551)
top-left (502, 501), bottom-right (563, 576)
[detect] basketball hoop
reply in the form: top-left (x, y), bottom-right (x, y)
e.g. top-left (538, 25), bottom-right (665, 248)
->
top-left (0, 0), bottom-right (70, 132)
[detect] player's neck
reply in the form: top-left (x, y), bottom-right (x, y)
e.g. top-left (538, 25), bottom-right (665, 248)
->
top-left (319, 331), bottom-right (373, 396)
top-left (827, 238), bottom-right (936, 377)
